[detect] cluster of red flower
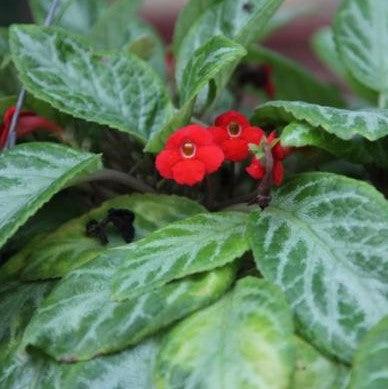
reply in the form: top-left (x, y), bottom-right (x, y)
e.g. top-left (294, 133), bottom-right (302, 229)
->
top-left (0, 106), bottom-right (62, 149)
top-left (156, 111), bottom-right (291, 187)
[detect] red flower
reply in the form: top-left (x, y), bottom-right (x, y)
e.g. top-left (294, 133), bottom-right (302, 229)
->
top-left (156, 125), bottom-right (224, 186)
top-left (0, 106), bottom-right (63, 149)
top-left (210, 111), bottom-right (264, 161)
top-left (246, 131), bottom-right (292, 186)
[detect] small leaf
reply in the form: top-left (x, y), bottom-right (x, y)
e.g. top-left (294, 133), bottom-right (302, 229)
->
top-left (112, 211), bottom-right (249, 301)
top-left (0, 142), bottom-right (101, 250)
top-left (154, 277), bottom-right (295, 389)
top-left (252, 100), bottom-right (388, 141)
top-left (292, 337), bottom-right (350, 389)
top-left (146, 36), bottom-right (246, 152)
top-left (29, 0), bottom-right (109, 34)
top-left (247, 46), bottom-right (344, 106)
top-left (281, 121), bottom-right (388, 169)
top-left (19, 194), bottom-right (205, 281)
top-left (350, 316), bottom-right (388, 389)
top-left (10, 25), bottom-right (173, 144)
top-left (334, 0), bottom-right (388, 98)
top-left (23, 258), bottom-right (236, 361)
top-left (248, 172), bottom-right (388, 363)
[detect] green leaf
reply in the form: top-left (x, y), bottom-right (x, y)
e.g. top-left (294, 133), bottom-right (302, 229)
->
top-left (19, 194), bottom-right (205, 281)
top-left (247, 46), bottom-right (344, 106)
top-left (173, 0), bottom-right (219, 54)
top-left (292, 337), bottom-right (350, 389)
top-left (0, 142), bottom-right (101, 250)
top-left (0, 338), bottom-right (159, 389)
top-left (248, 172), bottom-right (388, 363)
top-left (175, 0), bottom-right (284, 83)
top-left (311, 27), bottom-right (377, 104)
top-left (350, 316), bottom-right (388, 389)
top-left (252, 100), bottom-right (388, 141)
top-left (334, 0), bottom-right (388, 100)
top-left (146, 36), bottom-right (246, 152)
top-left (0, 29), bottom-right (20, 96)
top-left (0, 281), bottom-right (55, 348)
top-left (89, 0), bottom-right (165, 77)
top-left (29, 0), bottom-right (109, 34)
top-left (112, 211), bottom-right (249, 301)
top-left (23, 258), bottom-right (236, 361)
top-left (280, 121), bottom-right (388, 168)
top-left (10, 25), bottom-right (173, 144)
top-left (154, 277), bottom-right (295, 389)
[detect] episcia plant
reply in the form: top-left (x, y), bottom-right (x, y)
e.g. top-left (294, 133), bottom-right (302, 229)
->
top-left (0, 0), bottom-right (387, 387)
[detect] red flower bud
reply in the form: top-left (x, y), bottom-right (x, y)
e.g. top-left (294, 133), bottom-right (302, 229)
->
top-left (210, 111), bottom-right (264, 161)
top-left (0, 106), bottom-right (63, 149)
top-left (156, 125), bottom-right (224, 186)
top-left (246, 131), bottom-right (291, 186)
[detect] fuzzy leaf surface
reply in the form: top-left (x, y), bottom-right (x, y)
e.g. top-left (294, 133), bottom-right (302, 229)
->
top-left (248, 172), bottom-right (388, 363)
top-left (155, 277), bottom-right (295, 389)
top-left (0, 142), bottom-right (101, 250)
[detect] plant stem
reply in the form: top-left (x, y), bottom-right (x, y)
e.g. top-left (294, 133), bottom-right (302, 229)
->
top-left (85, 169), bottom-right (156, 193)
top-left (249, 142), bottom-right (274, 209)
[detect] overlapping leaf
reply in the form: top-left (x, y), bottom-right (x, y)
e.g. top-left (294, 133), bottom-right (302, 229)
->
top-left (248, 172), bottom-right (388, 363)
top-left (0, 142), bottom-right (101, 250)
top-left (19, 194), bottom-right (205, 281)
top-left (350, 316), bottom-right (388, 389)
top-left (334, 0), bottom-right (388, 101)
top-left (29, 0), bottom-right (109, 34)
top-left (23, 256), bottom-right (236, 361)
top-left (280, 121), bottom-right (388, 168)
top-left (247, 46), bottom-right (343, 106)
top-left (146, 36), bottom-right (246, 152)
top-left (292, 337), bottom-right (350, 389)
top-left (154, 277), bottom-right (295, 389)
top-left (10, 25), bottom-right (173, 144)
top-left (112, 211), bottom-right (249, 301)
top-left (252, 100), bottom-right (388, 141)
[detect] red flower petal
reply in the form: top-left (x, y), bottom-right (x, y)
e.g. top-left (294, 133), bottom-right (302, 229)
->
top-left (0, 124), bottom-right (9, 149)
top-left (222, 139), bottom-right (249, 161)
top-left (273, 160), bottom-right (284, 186)
top-left (166, 125), bottom-right (212, 149)
top-left (246, 158), bottom-right (265, 179)
top-left (208, 126), bottom-right (228, 144)
top-left (155, 149), bottom-right (181, 179)
top-left (241, 126), bottom-right (265, 145)
top-left (172, 160), bottom-right (206, 186)
top-left (196, 145), bottom-right (224, 173)
top-left (16, 115), bottom-right (63, 138)
top-left (215, 111), bottom-right (250, 129)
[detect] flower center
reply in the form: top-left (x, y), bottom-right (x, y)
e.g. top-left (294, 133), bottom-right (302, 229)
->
top-left (181, 142), bottom-right (196, 158)
top-left (227, 122), bottom-right (242, 137)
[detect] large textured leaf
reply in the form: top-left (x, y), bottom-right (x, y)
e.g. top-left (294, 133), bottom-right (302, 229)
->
top-left (350, 316), bottom-right (388, 389)
top-left (280, 121), bottom-right (388, 169)
top-left (248, 172), bottom-right (388, 363)
top-left (252, 100), bottom-right (388, 141)
top-left (29, 0), bottom-right (108, 34)
top-left (175, 0), bottom-right (284, 83)
top-left (247, 46), bottom-right (343, 106)
top-left (112, 211), bottom-right (249, 301)
top-left (0, 29), bottom-right (19, 96)
top-left (311, 27), bottom-right (377, 104)
top-left (334, 0), bottom-right (388, 101)
top-left (292, 337), bottom-right (350, 389)
top-left (154, 277), bottom-right (295, 389)
top-left (23, 258), bottom-right (236, 361)
top-left (89, 0), bottom-right (165, 77)
top-left (0, 338), bottom-right (159, 389)
top-left (0, 142), bottom-right (101, 250)
top-left (19, 194), bottom-right (205, 281)
top-left (10, 25), bottom-right (173, 144)
top-left (146, 36), bottom-right (246, 152)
